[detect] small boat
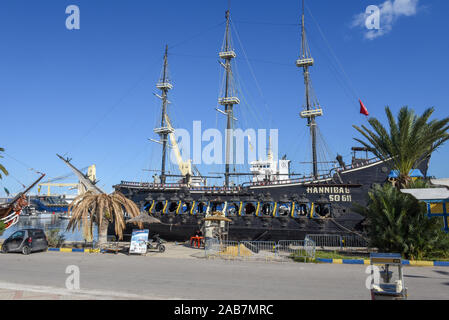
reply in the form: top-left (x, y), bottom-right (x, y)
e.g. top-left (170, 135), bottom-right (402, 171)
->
top-left (0, 174), bottom-right (46, 229)
top-left (29, 211), bottom-right (57, 219)
top-left (58, 213), bottom-right (73, 220)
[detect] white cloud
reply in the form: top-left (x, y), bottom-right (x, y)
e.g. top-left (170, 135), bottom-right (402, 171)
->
top-left (352, 0), bottom-right (420, 40)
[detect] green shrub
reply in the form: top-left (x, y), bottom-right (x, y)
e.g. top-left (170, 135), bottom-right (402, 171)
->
top-left (0, 221), bottom-right (5, 236)
top-left (354, 183), bottom-right (449, 260)
top-left (46, 229), bottom-right (66, 248)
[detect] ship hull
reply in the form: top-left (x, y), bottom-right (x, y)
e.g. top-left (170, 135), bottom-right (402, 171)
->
top-left (114, 157), bottom-right (430, 241)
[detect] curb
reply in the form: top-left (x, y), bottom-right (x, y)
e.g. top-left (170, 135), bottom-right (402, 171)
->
top-left (48, 248), bottom-right (100, 253)
top-left (316, 258), bottom-right (449, 267)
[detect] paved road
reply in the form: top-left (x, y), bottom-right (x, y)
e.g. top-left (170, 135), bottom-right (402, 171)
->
top-left (0, 251), bottom-right (448, 300)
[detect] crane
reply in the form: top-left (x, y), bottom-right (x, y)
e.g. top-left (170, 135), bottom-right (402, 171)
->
top-left (164, 114), bottom-right (205, 186)
top-left (37, 164), bottom-right (98, 196)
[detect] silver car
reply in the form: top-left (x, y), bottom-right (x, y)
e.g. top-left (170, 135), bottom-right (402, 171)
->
top-left (1, 229), bottom-right (48, 255)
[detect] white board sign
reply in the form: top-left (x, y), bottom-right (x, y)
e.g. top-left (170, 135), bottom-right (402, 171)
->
top-left (129, 229), bottom-right (149, 255)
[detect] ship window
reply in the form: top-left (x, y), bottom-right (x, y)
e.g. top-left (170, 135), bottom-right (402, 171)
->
top-left (261, 203), bottom-right (273, 216)
top-left (143, 202), bottom-right (152, 212)
top-left (244, 203), bottom-right (256, 216)
top-left (154, 202), bottom-right (164, 213)
top-left (168, 202), bottom-right (179, 213)
top-left (182, 202), bottom-right (191, 213)
top-left (278, 203), bottom-right (291, 216)
top-left (316, 204), bottom-right (331, 217)
top-left (211, 202), bottom-right (224, 212)
top-left (196, 202), bottom-right (207, 214)
top-left (297, 204), bottom-right (308, 216)
top-left (227, 203), bottom-right (239, 216)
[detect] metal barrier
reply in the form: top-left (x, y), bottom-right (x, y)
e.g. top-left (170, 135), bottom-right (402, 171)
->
top-left (205, 239), bottom-right (316, 262)
top-left (240, 241), bottom-right (277, 262)
top-left (276, 240), bottom-right (316, 262)
top-left (305, 234), bottom-right (368, 251)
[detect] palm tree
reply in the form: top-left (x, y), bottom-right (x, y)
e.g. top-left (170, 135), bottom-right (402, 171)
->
top-left (353, 107), bottom-right (449, 188)
top-left (67, 191), bottom-right (142, 246)
top-left (0, 147), bottom-right (8, 179)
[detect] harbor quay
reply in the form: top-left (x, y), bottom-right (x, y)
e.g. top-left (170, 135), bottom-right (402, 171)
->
top-left (0, 243), bottom-right (449, 300)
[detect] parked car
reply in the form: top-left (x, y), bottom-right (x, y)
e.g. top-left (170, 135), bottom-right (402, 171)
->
top-left (1, 229), bottom-right (48, 255)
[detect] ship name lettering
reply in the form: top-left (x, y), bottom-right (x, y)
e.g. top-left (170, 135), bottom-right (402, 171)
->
top-left (329, 195), bottom-right (352, 202)
top-left (307, 187), bottom-right (351, 194)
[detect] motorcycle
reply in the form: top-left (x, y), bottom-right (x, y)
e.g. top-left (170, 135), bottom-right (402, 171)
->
top-left (146, 234), bottom-right (166, 253)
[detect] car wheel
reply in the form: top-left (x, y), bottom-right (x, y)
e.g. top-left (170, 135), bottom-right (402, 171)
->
top-left (158, 245), bottom-right (166, 253)
top-left (1, 245), bottom-right (8, 254)
top-left (22, 246), bottom-right (31, 255)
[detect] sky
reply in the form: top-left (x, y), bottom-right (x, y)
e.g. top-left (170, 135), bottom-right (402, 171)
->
top-left (0, 0), bottom-right (448, 195)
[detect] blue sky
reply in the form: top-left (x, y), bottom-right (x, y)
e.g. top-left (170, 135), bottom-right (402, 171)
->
top-left (1, 0), bottom-right (448, 195)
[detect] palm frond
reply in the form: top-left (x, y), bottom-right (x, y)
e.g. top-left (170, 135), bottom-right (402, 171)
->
top-left (353, 106), bottom-right (449, 188)
top-left (67, 191), bottom-right (141, 243)
top-left (0, 147), bottom-right (8, 179)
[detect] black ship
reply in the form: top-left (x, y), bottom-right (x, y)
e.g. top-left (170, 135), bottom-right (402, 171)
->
top-left (113, 5), bottom-right (429, 241)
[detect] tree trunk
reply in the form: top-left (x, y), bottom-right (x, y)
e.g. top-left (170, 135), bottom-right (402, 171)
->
top-left (98, 220), bottom-right (110, 247)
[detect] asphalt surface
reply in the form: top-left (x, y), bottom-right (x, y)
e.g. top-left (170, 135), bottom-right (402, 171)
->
top-left (0, 250), bottom-right (449, 300)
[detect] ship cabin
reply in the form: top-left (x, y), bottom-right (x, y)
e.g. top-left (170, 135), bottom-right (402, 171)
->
top-left (249, 157), bottom-right (291, 183)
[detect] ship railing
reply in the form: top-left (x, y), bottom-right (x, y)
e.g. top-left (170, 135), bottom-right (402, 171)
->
top-left (305, 234), bottom-right (368, 252)
top-left (188, 186), bottom-right (244, 192)
top-left (204, 239), bottom-right (316, 262)
top-left (245, 156), bottom-right (381, 187)
top-left (119, 181), bottom-right (245, 193)
top-left (247, 173), bottom-right (334, 187)
top-left (336, 157), bottom-right (381, 172)
top-left (120, 181), bottom-right (187, 189)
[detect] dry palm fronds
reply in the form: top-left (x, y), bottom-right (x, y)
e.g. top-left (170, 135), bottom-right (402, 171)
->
top-left (0, 147), bottom-right (8, 179)
top-left (67, 191), bottom-right (142, 241)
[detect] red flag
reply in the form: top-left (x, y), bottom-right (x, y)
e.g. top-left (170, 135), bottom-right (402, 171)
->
top-left (359, 99), bottom-right (369, 116)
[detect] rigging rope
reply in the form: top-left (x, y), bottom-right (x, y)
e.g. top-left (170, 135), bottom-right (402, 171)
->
top-left (329, 218), bottom-right (368, 241)
top-left (65, 56), bottom-right (162, 157)
top-left (305, 3), bottom-right (361, 106)
top-left (233, 20), bottom-right (300, 27)
top-left (168, 22), bottom-right (225, 50)
top-left (171, 52), bottom-right (292, 68)
top-left (3, 152), bottom-right (42, 175)
top-left (231, 22), bottom-right (273, 128)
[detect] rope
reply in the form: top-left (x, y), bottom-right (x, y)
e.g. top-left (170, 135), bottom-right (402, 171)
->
top-left (171, 52), bottom-right (292, 68)
top-left (329, 218), bottom-right (368, 242)
top-left (3, 152), bottom-right (42, 175)
top-left (233, 20), bottom-right (299, 27)
top-left (6, 173), bottom-right (26, 189)
top-left (168, 22), bottom-right (225, 50)
top-left (65, 58), bottom-right (160, 156)
top-left (231, 22), bottom-right (272, 128)
top-left (305, 3), bottom-right (361, 103)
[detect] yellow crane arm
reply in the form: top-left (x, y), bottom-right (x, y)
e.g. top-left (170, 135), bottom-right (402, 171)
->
top-left (165, 114), bottom-right (192, 177)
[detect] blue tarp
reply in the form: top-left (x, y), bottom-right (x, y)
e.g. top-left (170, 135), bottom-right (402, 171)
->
top-left (388, 169), bottom-right (424, 178)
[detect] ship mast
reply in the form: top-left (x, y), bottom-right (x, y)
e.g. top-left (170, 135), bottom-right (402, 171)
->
top-left (218, 10), bottom-right (240, 187)
top-left (154, 45), bottom-right (174, 185)
top-left (297, 0), bottom-right (322, 179)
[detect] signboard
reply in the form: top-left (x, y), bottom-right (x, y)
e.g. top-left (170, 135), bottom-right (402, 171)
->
top-left (129, 229), bottom-right (149, 255)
